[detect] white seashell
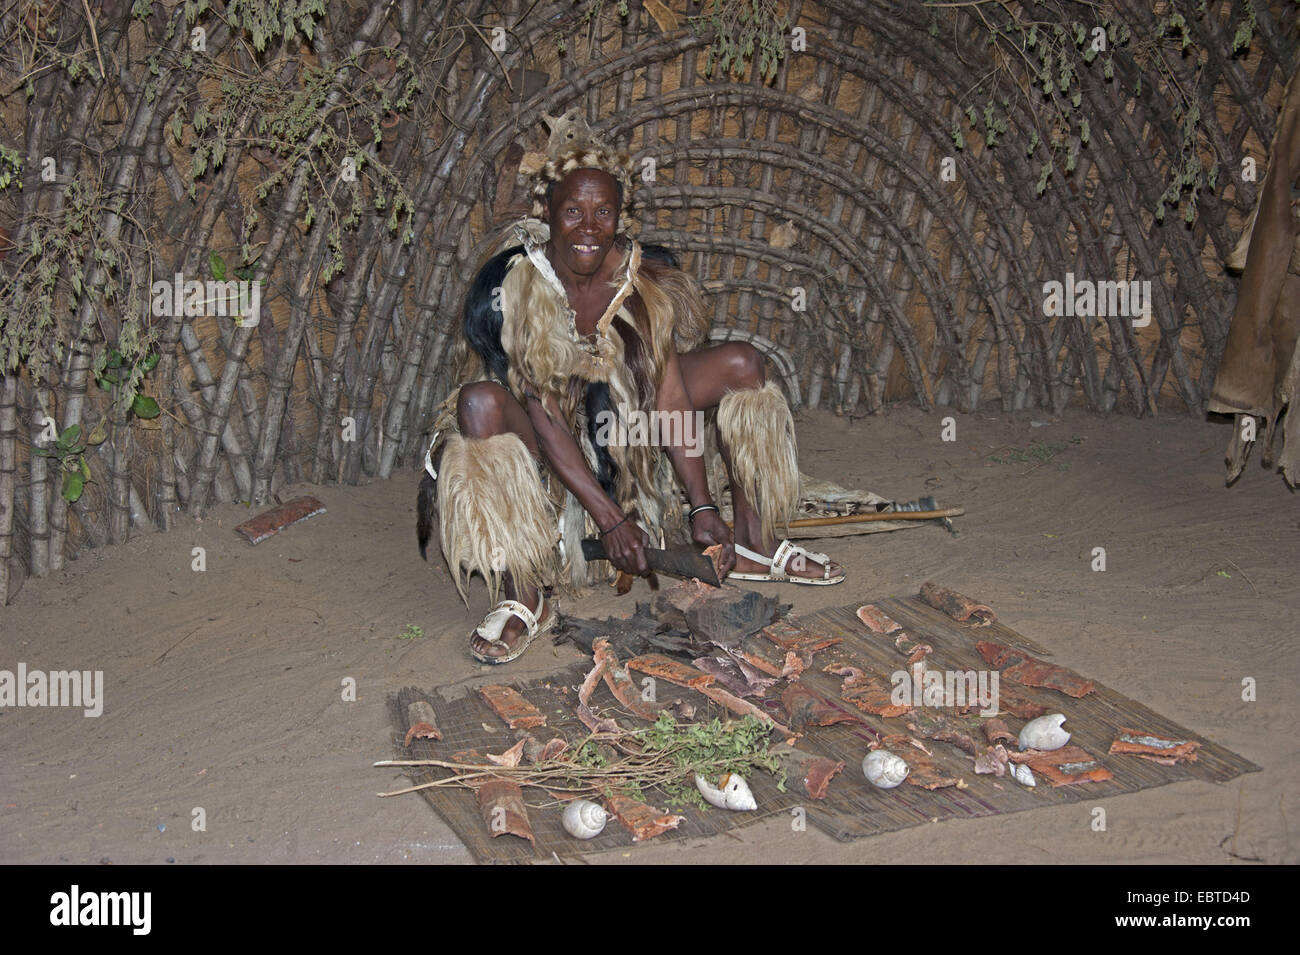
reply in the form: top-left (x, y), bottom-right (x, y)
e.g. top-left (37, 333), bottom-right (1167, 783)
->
top-left (694, 772), bottom-right (757, 811)
top-left (1018, 713), bottom-right (1070, 751)
top-left (1009, 763), bottom-right (1037, 787)
top-left (863, 749), bottom-right (910, 789)
top-left (561, 799), bottom-right (607, 839)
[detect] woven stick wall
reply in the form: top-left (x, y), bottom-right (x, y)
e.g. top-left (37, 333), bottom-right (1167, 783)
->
top-left (0, 0), bottom-right (1296, 598)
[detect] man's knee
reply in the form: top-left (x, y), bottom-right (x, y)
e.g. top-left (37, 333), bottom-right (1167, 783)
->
top-left (724, 342), bottom-right (765, 389)
top-left (457, 381), bottom-right (510, 436)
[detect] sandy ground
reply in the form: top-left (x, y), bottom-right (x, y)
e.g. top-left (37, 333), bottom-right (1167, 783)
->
top-left (1, 406), bottom-right (1295, 865)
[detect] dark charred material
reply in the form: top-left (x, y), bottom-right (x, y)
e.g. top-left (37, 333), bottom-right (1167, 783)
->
top-left (552, 601), bottom-right (708, 658)
top-left (654, 581), bottom-right (787, 649)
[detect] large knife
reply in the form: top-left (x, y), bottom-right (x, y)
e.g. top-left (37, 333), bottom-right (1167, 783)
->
top-left (580, 538), bottom-right (721, 587)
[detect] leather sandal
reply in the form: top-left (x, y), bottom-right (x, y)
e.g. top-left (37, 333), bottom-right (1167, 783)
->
top-left (469, 591), bottom-right (553, 665)
top-left (728, 540), bottom-right (846, 586)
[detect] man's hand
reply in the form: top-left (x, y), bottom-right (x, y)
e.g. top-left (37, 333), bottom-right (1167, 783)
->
top-left (601, 515), bottom-right (650, 576)
top-left (690, 509), bottom-right (736, 578)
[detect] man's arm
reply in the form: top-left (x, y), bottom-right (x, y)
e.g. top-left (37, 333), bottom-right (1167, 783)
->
top-left (524, 389), bottom-right (650, 575)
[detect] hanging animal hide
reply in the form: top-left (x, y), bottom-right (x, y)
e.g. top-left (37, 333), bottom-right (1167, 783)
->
top-left (1210, 65), bottom-right (1300, 486)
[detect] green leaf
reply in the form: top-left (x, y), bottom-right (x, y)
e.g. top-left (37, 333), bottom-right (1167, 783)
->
top-left (62, 471), bottom-right (85, 503)
top-left (80, 457), bottom-right (91, 481)
top-left (60, 425), bottom-right (81, 447)
top-left (142, 352), bottom-right (160, 372)
top-left (132, 395), bottom-right (161, 419)
top-left (1233, 20), bottom-right (1253, 52)
top-left (210, 250), bottom-right (227, 281)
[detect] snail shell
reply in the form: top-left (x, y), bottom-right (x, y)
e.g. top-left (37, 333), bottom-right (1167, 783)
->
top-left (1018, 713), bottom-right (1070, 751)
top-left (561, 799), bottom-right (608, 839)
top-left (694, 772), bottom-right (758, 811)
top-left (863, 749), bottom-right (910, 789)
top-left (1009, 763), bottom-right (1037, 787)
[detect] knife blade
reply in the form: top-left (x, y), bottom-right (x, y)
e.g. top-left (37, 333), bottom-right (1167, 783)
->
top-left (580, 538), bottom-right (721, 587)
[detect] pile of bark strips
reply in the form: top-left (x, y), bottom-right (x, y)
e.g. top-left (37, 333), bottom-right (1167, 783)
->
top-left (553, 580), bottom-right (794, 699)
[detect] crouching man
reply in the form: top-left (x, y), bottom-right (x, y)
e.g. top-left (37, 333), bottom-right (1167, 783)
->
top-left (418, 138), bottom-right (843, 664)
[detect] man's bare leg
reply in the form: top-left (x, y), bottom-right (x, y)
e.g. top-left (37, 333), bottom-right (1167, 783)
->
top-left (677, 343), bottom-right (841, 581)
top-left (455, 381), bottom-right (551, 659)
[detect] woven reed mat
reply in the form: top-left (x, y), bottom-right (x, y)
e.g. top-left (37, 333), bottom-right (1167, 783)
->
top-left (385, 595), bottom-right (1258, 863)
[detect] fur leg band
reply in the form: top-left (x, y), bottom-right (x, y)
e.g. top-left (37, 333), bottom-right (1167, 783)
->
top-left (436, 433), bottom-right (558, 602)
top-left (716, 381), bottom-right (800, 545)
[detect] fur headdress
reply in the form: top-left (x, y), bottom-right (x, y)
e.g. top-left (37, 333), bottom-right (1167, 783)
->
top-left (529, 108), bottom-right (637, 234)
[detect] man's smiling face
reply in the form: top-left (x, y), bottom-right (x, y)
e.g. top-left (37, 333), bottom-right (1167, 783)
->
top-left (544, 168), bottom-right (622, 279)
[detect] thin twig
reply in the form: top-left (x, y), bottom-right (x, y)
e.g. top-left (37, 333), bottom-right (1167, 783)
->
top-left (80, 0), bottom-right (106, 82)
top-left (152, 626), bottom-right (201, 666)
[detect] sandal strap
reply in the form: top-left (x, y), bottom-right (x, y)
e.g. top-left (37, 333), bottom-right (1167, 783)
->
top-left (733, 543), bottom-right (772, 567)
top-left (475, 597), bottom-right (540, 646)
top-left (770, 539), bottom-right (800, 575)
top-left (799, 544), bottom-right (833, 577)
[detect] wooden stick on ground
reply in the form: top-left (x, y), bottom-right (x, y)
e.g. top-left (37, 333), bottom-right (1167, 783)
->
top-left (785, 507), bottom-right (964, 528)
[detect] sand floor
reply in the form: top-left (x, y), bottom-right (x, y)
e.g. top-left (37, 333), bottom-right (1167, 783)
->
top-left (1, 406), bottom-right (1295, 864)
